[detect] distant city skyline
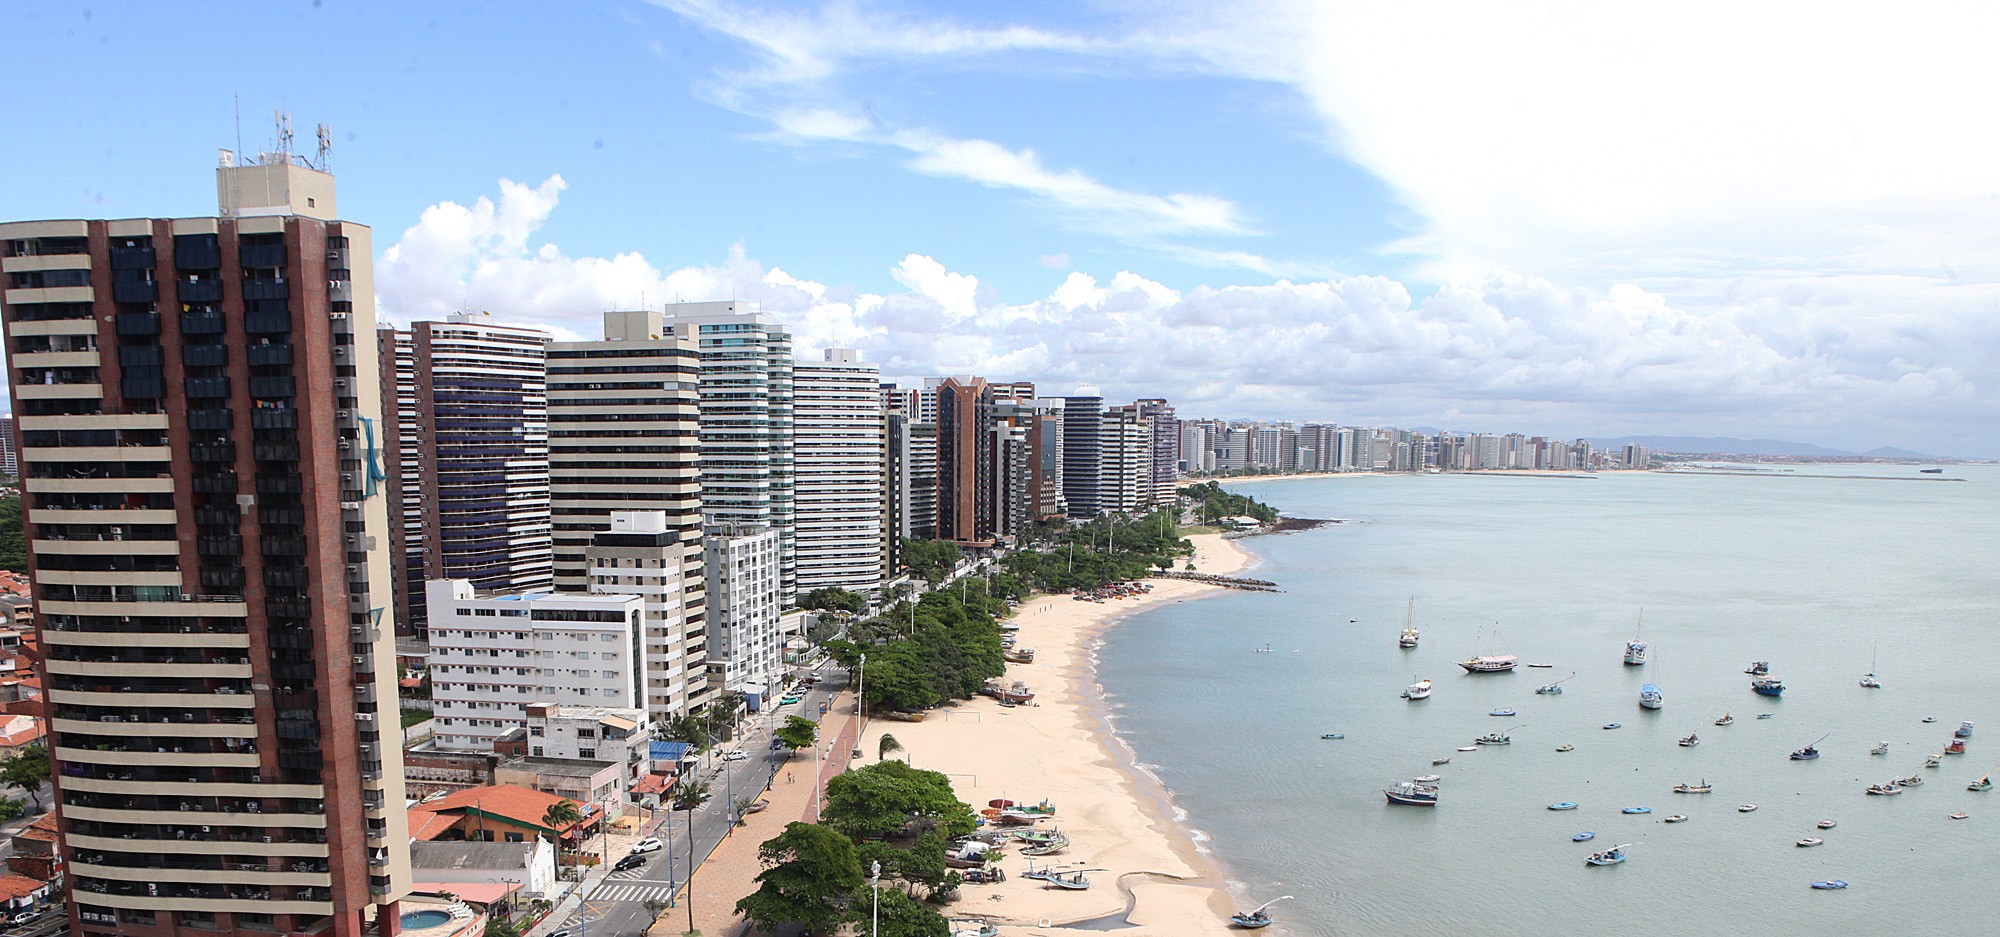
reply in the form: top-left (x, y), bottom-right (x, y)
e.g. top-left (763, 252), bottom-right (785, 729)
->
top-left (4, 2), bottom-right (1997, 456)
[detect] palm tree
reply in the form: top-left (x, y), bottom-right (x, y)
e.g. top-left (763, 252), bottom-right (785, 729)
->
top-left (878, 733), bottom-right (904, 762)
top-left (671, 781), bottom-right (712, 934)
top-left (541, 799), bottom-right (583, 866)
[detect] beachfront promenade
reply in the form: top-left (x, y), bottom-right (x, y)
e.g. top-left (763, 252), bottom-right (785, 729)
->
top-left (648, 691), bottom-right (861, 937)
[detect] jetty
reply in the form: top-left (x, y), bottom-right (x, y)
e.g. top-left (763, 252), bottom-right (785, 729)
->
top-left (1152, 571), bottom-right (1280, 592)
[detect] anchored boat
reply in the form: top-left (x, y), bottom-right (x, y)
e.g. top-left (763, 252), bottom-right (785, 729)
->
top-left (1537, 672), bottom-right (1575, 695)
top-left (1639, 683), bottom-right (1664, 710)
top-left (1385, 781), bottom-right (1440, 806)
top-left (1753, 676), bottom-right (1785, 697)
top-left (1585, 843), bottom-right (1635, 866)
top-left (1230, 896), bottom-right (1292, 930)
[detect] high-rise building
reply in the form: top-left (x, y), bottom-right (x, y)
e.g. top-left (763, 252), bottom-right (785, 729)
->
top-left (1101, 406), bottom-right (1155, 512)
top-left (1026, 398), bottom-right (1066, 519)
top-left (1, 154), bottom-right (410, 934)
top-left (1060, 392), bottom-right (1105, 516)
top-left (791, 350), bottom-right (884, 593)
top-left (380, 313), bottom-right (552, 636)
top-left (936, 376), bottom-right (995, 545)
top-left (0, 414), bottom-right (18, 478)
top-left (655, 302), bottom-right (798, 600)
top-left (703, 525), bottom-right (783, 698)
top-left (1133, 398), bottom-right (1177, 492)
top-left (585, 511), bottom-right (708, 721)
top-left (886, 412), bottom-right (938, 542)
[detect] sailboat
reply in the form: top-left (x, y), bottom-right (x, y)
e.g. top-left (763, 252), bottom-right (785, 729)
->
top-left (1230, 896), bottom-right (1293, 930)
top-left (1457, 627), bottom-right (1519, 673)
top-left (1623, 611), bottom-right (1648, 666)
top-left (1639, 683), bottom-right (1664, 710)
top-left (1537, 672), bottom-right (1574, 695)
top-left (1860, 645), bottom-right (1882, 688)
top-left (1399, 597), bottom-right (1420, 648)
top-left (1402, 676), bottom-right (1433, 700)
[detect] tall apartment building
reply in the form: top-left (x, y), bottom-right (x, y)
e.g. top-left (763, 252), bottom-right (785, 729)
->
top-left (703, 526), bottom-right (783, 698)
top-left (1026, 399), bottom-right (1066, 519)
top-left (1133, 398), bottom-right (1177, 492)
top-left (791, 350), bottom-right (884, 592)
top-left (886, 413), bottom-right (937, 542)
top-left (585, 511), bottom-right (707, 720)
top-left (380, 313), bottom-right (552, 635)
top-left (935, 376), bottom-right (994, 545)
top-left (0, 414), bottom-right (17, 478)
top-left (424, 579), bottom-right (643, 751)
top-left (655, 302), bottom-right (797, 601)
top-left (1060, 392), bottom-right (1105, 516)
top-left (1100, 406), bottom-right (1155, 512)
top-left (1, 156), bottom-right (410, 935)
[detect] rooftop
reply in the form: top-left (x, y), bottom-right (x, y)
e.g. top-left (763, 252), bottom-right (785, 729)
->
top-left (409, 840), bottom-right (542, 870)
top-left (500, 756), bottom-right (618, 778)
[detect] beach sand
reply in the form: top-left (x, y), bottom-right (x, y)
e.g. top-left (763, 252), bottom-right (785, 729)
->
top-left (855, 533), bottom-right (1256, 936)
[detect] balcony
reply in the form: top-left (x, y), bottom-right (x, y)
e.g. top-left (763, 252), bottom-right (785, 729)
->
top-left (189, 472), bottom-right (237, 495)
top-left (121, 376), bottom-right (166, 399)
top-left (246, 343), bottom-right (292, 366)
top-left (183, 377), bottom-right (230, 399)
top-left (239, 244), bottom-right (287, 269)
top-left (189, 442), bottom-right (235, 463)
top-left (181, 344), bottom-right (228, 368)
top-left (195, 535), bottom-right (242, 557)
top-left (176, 279), bottom-right (223, 303)
top-left (114, 313), bottom-right (161, 336)
top-left (186, 408), bottom-right (232, 431)
top-left (252, 441), bottom-right (300, 462)
top-left (266, 596), bottom-right (312, 618)
top-left (180, 309), bottom-right (224, 335)
top-left (174, 238), bottom-right (221, 270)
top-left (248, 376), bottom-right (295, 399)
top-left (244, 310), bottom-right (291, 334)
top-left (249, 408), bottom-right (296, 430)
top-left (263, 567), bottom-right (309, 589)
top-left (112, 280), bottom-right (156, 304)
top-left (240, 279), bottom-right (288, 302)
top-left (254, 474), bottom-right (302, 496)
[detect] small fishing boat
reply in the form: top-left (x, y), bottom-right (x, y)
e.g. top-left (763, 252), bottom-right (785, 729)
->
top-left (1715, 713), bottom-right (1734, 726)
top-left (1753, 677), bottom-right (1785, 697)
top-left (1866, 783), bottom-right (1902, 795)
top-left (1925, 755), bottom-right (1941, 768)
top-left (1745, 661), bottom-right (1770, 675)
top-left (1432, 757), bottom-right (1452, 766)
top-left (1045, 868), bottom-right (1101, 891)
top-left (1923, 717), bottom-right (1938, 724)
top-left (1021, 831), bottom-right (1072, 857)
top-left (1548, 802), bottom-right (1579, 811)
top-left (1810, 881), bottom-right (1848, 890)
top-left (1945, 739), bottom-right (1967, 755)
top-left (1527, 662), bottom-right (1554, 668)
top-left (1384, 781), bottom-right (1440, 806)
top-left (1230, 896), bottom-right (1292, 931)
top-left (1321, 733), bottom-right (1345, 740)
top-left (1556, 744), bottom-right (1574, 752)
top-left (1585, 844), bottom-right (1633, 866)
top-left (1639, 683), bottom-right (1664, 710)
top-left (1490, 709), bottom-right (1517, 717)
top-left (1663, 814), bottom-right (1688, 823)
top-left (1603, 723), bottom-right (1623, 730)
top-left (1921, 467), bottom-right (1944, 473)
top-left (1818, 819), bottom-right (1837, 829)
top-left (1678, 733), bottom-right (1700, 747)
top-left (1457, 745), bottom-right (1478, 752)
top-left (1970, 770), bottom-right (1994, 792)
top-left (1413, 774), bottom-right (1441, 783)
top-left (1572, 831), bottom-right (1596, 841)
top-left (1537, 672), bottom-right (1575, 695)
top-left (1757, 713), bottom-right (1774, 719)
top-left (1949, 812), bottom-right (1969, 819)
top-left (1958, 721), bottom-right (1975, 739)
top-left (1402, 678), bottom-right (1433, 700)
top-left (1791, 735), bottom-right (1829, 761)
top-left (1797, 837), bottom-right (1824, 848)
top-left (1476, 732), bottom-right (1512, 746)
top-left (1673, 781), bottom-right (1712, 794)
top-left (1739, 804), bottom-right (1759, 812)
top-left (1895, 774), bottom-right (1923, 788)
top-left (1622, 806), bottom-right (1652, 815)
top-left (1870, 741), bottom-right (1889, 756)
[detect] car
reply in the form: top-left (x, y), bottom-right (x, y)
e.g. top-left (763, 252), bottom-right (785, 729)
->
top-left (630, 837), bottom-right (663, 854)
top-left (723, 750), bottom-right (748, 762)
top-left (613, 853), bottom-right (648, 871)
top-left (550, 931), bottom-right (573, 937)
top-left (780, 695), bottom-right (803, 705)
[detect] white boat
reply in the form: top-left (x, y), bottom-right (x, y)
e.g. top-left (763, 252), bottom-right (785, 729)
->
top-left (1456, 745), bottom-right (1478, 752)
top-left (1865, 783), bottom-right (1902, 795)
top-left (1860, 644), bottom-right (1881, 688)
top-left (1537, 672), bottom-right (1574, 695)
top-left (1458, 628), bottom-right (1517, 672)
top-left (1556, 744), bottom-right (1574, 752)
top-left (1958, 721), bottom-right (1975, 739)
top-left (1797, 837), bottom-right (1824, 847)
top-left (1413, 774), bottom-right (1441, 783)
top-left (1639, 684), bottom-right (1664, 710)
top-left (1870, 741), bottom-right (1889, 756)
top-left (1475, 731), bottom-right (1513, 746)
top-left (1399, 597), bottom-right (1420, 648)
top-left (1402, 678), bottom-right (1432, 700)
top-left (1738, 804), bottom-right (1758, 812)
top-left (1672, 781), bottom-right (1711, 794)
top-left (1623, 611), bottom-right (1647, 666)
top-left (1678, 733), bottom-right (1699, 747)
top-left (1663, 814), bottom-right (1688, 823)
top-left (1925, 755), bottom-right (1941, 768)
top-left (1432, 757), bottom-right (1451, 766)
top-left (1715, 713), bottom-right (1734, 726)
top-left (1818, 819), bottom-right (1837, 829)
top-left (1895, 774), bottom-right (1923, 788)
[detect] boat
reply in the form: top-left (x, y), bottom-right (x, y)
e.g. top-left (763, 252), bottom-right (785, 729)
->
top-left (1865, 783), bottom-right (1902, 795)
top-left (1738, 804), bottom-right (1759, 812)
top-left (1971, 768), bottom-right (1994, 792)
top-left (1639, 683), bottom-right (1664, 710)
top-left (1457, 654), bottom-right (1518, 673)
top-left (1715, 713), bottom-right (1734, 726)
top-left (1672, 781), bottom-right (1712, 794)
top-left (1921, 467), bottom-right (1944, 473)
top-left (1004, 646), bottom-right (1036, 664)
top-left (1818, 820), bottom-right (1838, 829)
top-left (1320, 733), bottom-right (1345, 740)
top-left (1413, 774), bottom-right (1441, 783)
top-left (1791, 734), bottom-right (1829, 761)
top-left (1044, 868), bottom-right (1101, 891)
top-left (1622, 806), bottom-right (1652, 814)
top-left (1603, 723), bottom-right (1622, 730)
top-left (1572, 831), bottom-right (1596, 841)
top-left (1925, 755), bottom-right (1941, 767)
top-left (1753, 676), bottom-right (1785, 697)
top-left (1433, 757), bottom-right (1452, 765)
top-left (1548, 802), bottom-right (1579, 811)
top-left (1895, 774), bottom-right (1923, 788)
top-left (1958, 721), bottom-right (1975, 739)
top-left (1020, 831), bottom-right (1072, 857)
top-left (949, 921), bottom-right (1001, 937)
top-left (1950, 812), bottom-right (1969, 819)
top-left (1624, 612), bottom-right (1647, 666)
top-left (1797, 837), bottom-right (1824, 848)
top-left (1537, 672), bottom-right (1575, 695)
top-left (1678, 733), bottom-right (1700, 747)
top-left (981, 679), bottom-right (1035, 704)
top-left (1230, 896), bottom-right (1292, 931)
top-left (1527, 662), bottom-right (1554, 668)
top-left (1810, 881), bottom-right (1849, 890)
top-left (1402, 678), bottom-right (1432, 700)
top-left (1457, 745), bottom-right (1478, 752)
top-left (1384, 781), bottom-right (1440, 806)
top-left (1399, 598), bottom-right (1420, 649)
top-left (1757, 713), bottom-right (1774, 720)
top-left (1663, 814), bottom-right (1689, 823)
top-left (1585, 844), bottom-right (1633, 866)
top-left (1871, 741), bottom-right (1889, 756)
top-left (1556, 744), bottom-right (1574, 752)
top-left (1745, 661), bottom-right (1770, 676)
top-left (1859, 645), bottom-right (1880, 688)
top-left (1490, 709), bottom-right (1517, 717)
top-left (1923, 717), bottom-right (1938, 724)
top-left (1946, 739), bottom-right (1967, 755)
top-left (1475, 731), bottom-right (1513, 746)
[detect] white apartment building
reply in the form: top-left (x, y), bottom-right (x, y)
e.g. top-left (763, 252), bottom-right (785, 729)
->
top-left (792, 349), bottom-right (885, 593)
top-left (587, 511), bottom-right (707, 720)
top-left (524, 702), bottom-right (650, 790)
top-left (426, 579), bottom-right (644, 750)
top-left (1099, 408), bottom-right (1155, 512)
top-left (703, 525), bottom-right (784, 699)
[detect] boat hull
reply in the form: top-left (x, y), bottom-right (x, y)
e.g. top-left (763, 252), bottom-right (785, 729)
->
top-left (1457, 656), bottom-right (1518, 673)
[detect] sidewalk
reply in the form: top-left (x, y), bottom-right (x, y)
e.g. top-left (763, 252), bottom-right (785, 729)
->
top-left (649, 691), bottom-right (860, 937)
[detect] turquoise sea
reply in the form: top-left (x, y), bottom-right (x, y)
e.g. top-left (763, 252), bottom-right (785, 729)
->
top-left (1097, 465), bottom-right (1999, 936)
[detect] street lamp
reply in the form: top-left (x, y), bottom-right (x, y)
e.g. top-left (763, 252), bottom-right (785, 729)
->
top-left (868, 859), bottom-right (881, 937)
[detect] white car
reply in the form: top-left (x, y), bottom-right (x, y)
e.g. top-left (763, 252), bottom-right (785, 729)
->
top-left (629, 837), bottom-right (663, 854)
top-left (723, 750), bottom-right (748, 762)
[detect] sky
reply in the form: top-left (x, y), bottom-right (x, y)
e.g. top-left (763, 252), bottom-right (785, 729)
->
top-left (5, 1), bottom-right (2000, 456)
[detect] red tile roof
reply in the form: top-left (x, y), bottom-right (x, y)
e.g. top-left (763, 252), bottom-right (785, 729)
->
top-left (0, 873), bottom-right (48, 901)
top-left (410, 785), bottom-right (589, 838)
top-left (406, 808), bottom-right (460, 843)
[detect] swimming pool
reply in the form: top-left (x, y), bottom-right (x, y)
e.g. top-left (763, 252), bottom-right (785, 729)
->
top-left (399, 910), bottom-right (452, 929)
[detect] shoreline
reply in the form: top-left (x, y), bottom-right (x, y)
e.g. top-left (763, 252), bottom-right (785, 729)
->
top-left (1215, 469), bottom-right (1601, 483)
top-left (855, 533), bottom-right (1257, 935)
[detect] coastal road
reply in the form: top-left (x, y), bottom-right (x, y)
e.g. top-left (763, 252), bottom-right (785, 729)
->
top-left (556, 666), bottom-right (851, 937)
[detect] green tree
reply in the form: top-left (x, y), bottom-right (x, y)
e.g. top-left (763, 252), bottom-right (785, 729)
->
top-left (800, 586), bottom-right (866, 614)
top-left (736, 822), bottom-right (865, 935)
top-left (483, 919), bottom-right (521, 937)
top-left (877, 733), bottom-right (903, 762)
top-left (899, 538), bottom-right (961, 585)
top-left (0, 495), bottom-right (23, 575)
top-left (821, 760), bottom-right (976, 840)
top-left (0, 745), bottom-right (49, 810)
top-left (871, 883), bottom-right (951, 935)
top-left (539, 799), bottom-right (582, 848)
top-left (775, 715), bottom-right (819, 755)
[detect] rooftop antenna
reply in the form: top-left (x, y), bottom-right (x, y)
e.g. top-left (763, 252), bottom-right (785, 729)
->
top-left (274, 109), bottom-right (295, 161)
top-left (233, 94), bottom-right (243, 163)
top-left (314, 122), bottom-right (332, 172)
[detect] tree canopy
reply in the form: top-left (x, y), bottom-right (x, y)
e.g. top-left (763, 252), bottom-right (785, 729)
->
top-left (822, 759), bottom-right (977, 841)
top-left (1179, 480), bottom-right (1279, 524)
top-left (800, 586), bottom-right (867, 613)
top-left (775, 715), bottom-right (820, 754)
top-left (1002, 508), bottom-right (1192, 593)
top-left (0, 495), bottom-right (24, 574)
top-left (736, 822), bottom-right (866, 935)
top-left (899, 538), bottom-right (962, 585)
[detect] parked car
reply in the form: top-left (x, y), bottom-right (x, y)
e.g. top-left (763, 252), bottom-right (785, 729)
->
top-left (630, 837), bottom-right (664, 854)
top-left (779, 694), bottom-right (804, 706)
top-left (613, 853), bottom-right (648, 871)
top-left (723, 750), bottom-right (748, 762)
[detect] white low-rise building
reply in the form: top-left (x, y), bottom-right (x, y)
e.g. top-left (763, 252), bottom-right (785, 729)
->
top-left (524, 703), bottom-right (650, 791)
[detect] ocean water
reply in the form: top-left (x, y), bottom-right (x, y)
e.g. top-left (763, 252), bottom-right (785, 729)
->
top-left (1097, 466), bottom-right (2000, 936)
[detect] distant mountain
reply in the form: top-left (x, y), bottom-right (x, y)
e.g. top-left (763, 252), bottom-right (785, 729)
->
top-left (1589, 436), bottom-right (1937, 459)
top-left (1860, 446), bottom-right (1937, 460)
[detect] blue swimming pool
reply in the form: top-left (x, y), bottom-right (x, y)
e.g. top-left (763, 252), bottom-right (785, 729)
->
top-left (400, 910), bottom-right (452, 929)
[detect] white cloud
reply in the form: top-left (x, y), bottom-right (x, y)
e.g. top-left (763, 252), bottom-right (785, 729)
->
top-left (376, 178), bottom-right (1998, 455)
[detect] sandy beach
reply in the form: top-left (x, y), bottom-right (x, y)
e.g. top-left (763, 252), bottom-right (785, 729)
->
top-left (855, 533), bottom-right (1257, 936)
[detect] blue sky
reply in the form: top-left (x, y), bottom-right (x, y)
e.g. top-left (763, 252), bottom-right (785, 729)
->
top-left (7, 2), bottom-right (2000, 456)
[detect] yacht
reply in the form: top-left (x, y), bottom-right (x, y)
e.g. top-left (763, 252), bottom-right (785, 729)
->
top-left (1384, 781), bottom-right (1439, 806)
top-left (1639, 684), bottom-right (1664, 710)
top-left (1624, 638), bottom-right (1648, 666)
top-left (1457, 654), bottom-right (1518, 673)
top-left (1752, 677), bottom-right (1785, 697)
top-left (1399, 626), bottom-right (1420, 649)
top-left (1398, 597), bottom-right (1420, 648)
top-left (1401, 678), bottom-right (1433, 700)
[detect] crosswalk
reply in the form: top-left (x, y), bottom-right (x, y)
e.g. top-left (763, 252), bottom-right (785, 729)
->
top-left (589, 882), bottom-right (678, 904)
top-left (602, 866), bottom-right (651, 881)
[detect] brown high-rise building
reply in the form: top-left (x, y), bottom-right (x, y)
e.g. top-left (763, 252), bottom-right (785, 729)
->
top-left (1, 153), bottom-right (411, 936)
top-left (935, 376), bottom-right (994, 545)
